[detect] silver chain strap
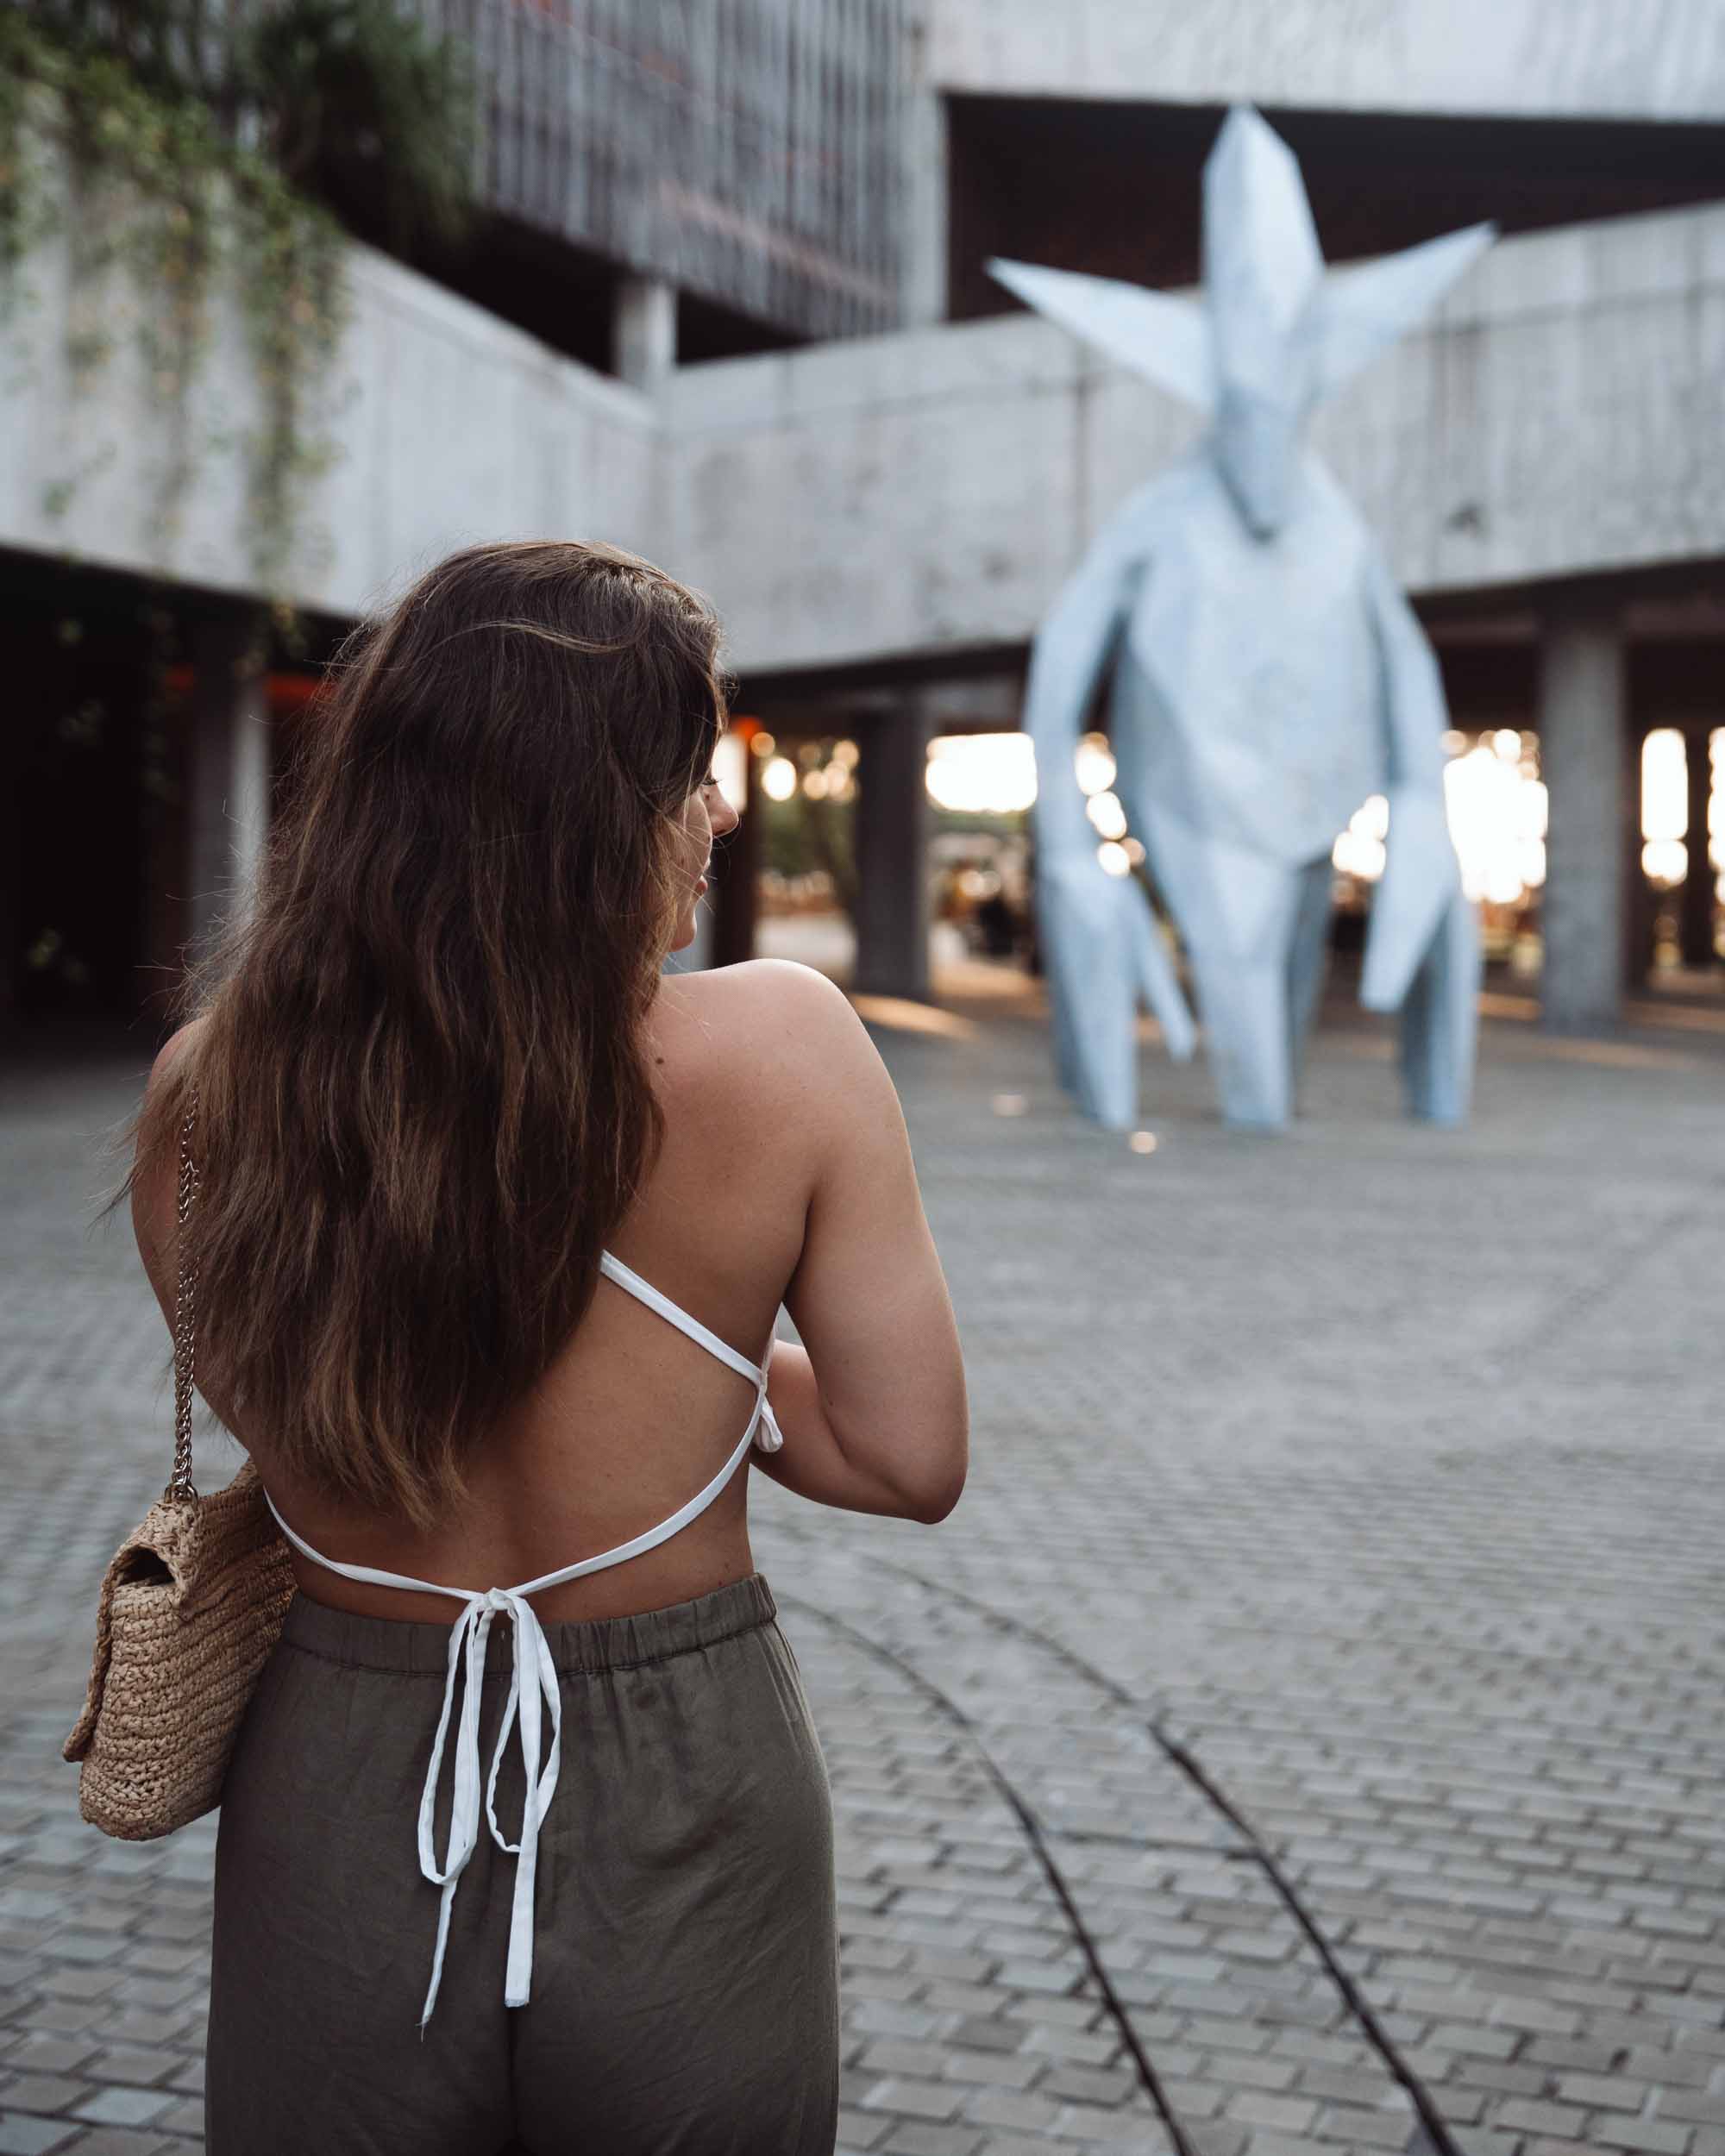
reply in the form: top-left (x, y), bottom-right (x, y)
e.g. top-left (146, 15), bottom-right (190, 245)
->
top-left (166, 1087), bottom-right (201, 1503)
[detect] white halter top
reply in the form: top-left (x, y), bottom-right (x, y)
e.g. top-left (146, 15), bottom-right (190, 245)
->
top-left (261, 1250), bottom-right (784, 2031)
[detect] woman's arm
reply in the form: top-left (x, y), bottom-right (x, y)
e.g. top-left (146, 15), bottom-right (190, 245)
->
top-left (752, 1338), bottom-right (962, 1521)
top-left (743, 965), bottom-right (968, 1525)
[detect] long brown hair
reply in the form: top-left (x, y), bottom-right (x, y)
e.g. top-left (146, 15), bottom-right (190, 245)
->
top-left (133, 540), bottom-right (727, 1526)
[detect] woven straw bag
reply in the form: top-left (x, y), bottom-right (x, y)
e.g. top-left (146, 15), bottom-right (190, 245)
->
top-left (63, 1091), bottom-right (298, 1839)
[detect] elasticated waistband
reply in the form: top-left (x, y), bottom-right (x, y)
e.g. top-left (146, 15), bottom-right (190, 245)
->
top-left (278, 1571), bottom-right (777, 1678)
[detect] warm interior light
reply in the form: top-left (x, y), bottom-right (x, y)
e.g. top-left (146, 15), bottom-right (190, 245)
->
top-left (712, 729), bottom-right (749, 814)
top-left (924, 733), bottom-right (1038, 814)
top-left (1642, 728), bottom-right (1687, 844)
top-left (1711, 730), bottom-right (1725, 872)
top-left (1333, 793), bottom-right (1389, 884)
top-left (1074, 733), bottom-right (1116, 797)
top-left (760, 755), bottom-right (797, 802)
top-left (1440, 741), bottom-right (1546, 906)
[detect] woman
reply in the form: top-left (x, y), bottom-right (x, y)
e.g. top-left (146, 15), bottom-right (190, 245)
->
top-left (127, 541), bottom-right (969, 2154)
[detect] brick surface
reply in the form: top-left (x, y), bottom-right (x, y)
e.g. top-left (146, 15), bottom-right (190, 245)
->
top-left (6, 999), bottom-right (1725, 2155)
top-left (0, 2121), bottom-right (79, 2156)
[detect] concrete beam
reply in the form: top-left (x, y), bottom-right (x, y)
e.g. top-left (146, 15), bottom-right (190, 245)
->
top-left (926, 0), bottom-right (1725, 123)
top-left (0, 141), bottom-right (660, 622)
top-left (668, 198), bottom-right (1725, 674)
top-left (7, 147), bottom-right (1725, 692)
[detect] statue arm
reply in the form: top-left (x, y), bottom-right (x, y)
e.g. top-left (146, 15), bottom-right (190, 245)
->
top-left (1358, 549), bottom-right (1462, 1012)
top-left (1022, 525), bottom-right (1143, 852)
top-left (1359, 549), bottom-right (1480, 1123)
top-left (1364, 550), bottom-right (1448, 792)
top-left (1025, 515), bottom-right (1195, 1126)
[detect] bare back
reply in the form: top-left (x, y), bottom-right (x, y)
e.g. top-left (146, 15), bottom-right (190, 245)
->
top-left (133, 959), bottom-right (963, 1624)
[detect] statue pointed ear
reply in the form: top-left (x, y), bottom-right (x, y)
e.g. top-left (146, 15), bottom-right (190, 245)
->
top-left (1310, 223), bottom-right (1495, 399)
top-left (988, 257), bottom-right (1215, 412)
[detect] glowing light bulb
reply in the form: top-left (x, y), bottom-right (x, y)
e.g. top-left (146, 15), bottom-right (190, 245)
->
top-left (1074, 733), bottom-right (1116, 797)
top-left (924, 734), bottom-right (1038, 814)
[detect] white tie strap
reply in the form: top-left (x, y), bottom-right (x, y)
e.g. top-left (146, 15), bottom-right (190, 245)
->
top-left (416, 1587), bottom-right (562, 2028)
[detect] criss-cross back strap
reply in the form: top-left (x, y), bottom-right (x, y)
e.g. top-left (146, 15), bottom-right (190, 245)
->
top-left (260, 1245), bottom-right (786, 2028)
top-left (596, 1250), bottom-right (767, 1384)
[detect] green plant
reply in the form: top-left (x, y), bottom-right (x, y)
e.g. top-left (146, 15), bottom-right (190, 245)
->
top-left (242, 0), bottom-right (480, 254)
top-left (0, 0), bottom-right (479, 590)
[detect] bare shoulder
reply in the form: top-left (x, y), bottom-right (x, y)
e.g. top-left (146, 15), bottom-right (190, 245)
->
top-left (657, 956), bottom-right (850, 1024)
top-left (656, 959), bottom-right (873, 1069)
top-left (147, 1016), bottom-right (207, 1094)
top-left (649, 960), bottom-right (896, 1130)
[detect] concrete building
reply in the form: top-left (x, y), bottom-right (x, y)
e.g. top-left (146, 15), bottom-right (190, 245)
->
top-left (3, 0), bottom-right (1722, 1032)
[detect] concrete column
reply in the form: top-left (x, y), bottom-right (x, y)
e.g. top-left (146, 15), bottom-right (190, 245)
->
top-left (853, 702), bottom-right (932, 1000)
top-left (612, 275), bottom-right (677, 392)
top-left (899, 85), bottom-right (949, 329)
top-left (1538, 603), bottom-right (1628, 1033)
top-left (1679, 723), bottom-right (1718, 967)
top-left (710, 737), bottom-right (760, 969)
top-left (185, 611), bottom-right (271, 961)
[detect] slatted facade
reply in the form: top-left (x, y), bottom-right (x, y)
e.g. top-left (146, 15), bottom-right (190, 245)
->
top-left (411, 0), bottom-right (912, 338)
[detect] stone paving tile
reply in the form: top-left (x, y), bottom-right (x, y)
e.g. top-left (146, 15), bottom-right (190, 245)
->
top-left (0, 2124), bottom-right (80, 2156)
top-left (5, 1000), bottom-right (1725, 2153)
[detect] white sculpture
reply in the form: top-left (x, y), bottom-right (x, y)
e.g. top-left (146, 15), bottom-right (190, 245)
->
top-left (994, 106), bottom-right (1493, 1131)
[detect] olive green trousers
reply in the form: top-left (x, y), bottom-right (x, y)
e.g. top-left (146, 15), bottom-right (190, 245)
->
top-left (205, 1575), bottom-right (837, 2153)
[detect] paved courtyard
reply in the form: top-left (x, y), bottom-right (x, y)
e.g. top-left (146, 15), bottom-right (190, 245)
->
top-left (3, 982), bottom-right (1724, 2156)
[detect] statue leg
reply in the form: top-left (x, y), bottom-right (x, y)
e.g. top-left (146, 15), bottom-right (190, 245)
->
top-left (1139, 807), bottom-right (1303, 1131)
top-left (1285, 856), bottom-right (1333, 1106)
top-left (1399, 886), bottom-right (1481, 1125)
top-left (1193, 937), bottom-right (1298, 1128)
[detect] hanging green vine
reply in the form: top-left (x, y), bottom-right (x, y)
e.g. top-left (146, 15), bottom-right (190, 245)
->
top-left (0, 4), bottom-right (475, 592)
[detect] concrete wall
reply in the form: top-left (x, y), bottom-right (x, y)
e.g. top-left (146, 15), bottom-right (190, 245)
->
top-left (927, 0), bottom-right (1725, 122)
top-left (6, 171), bottom-right (1725, 680)
top-left (666, 199), bottom-right (1725, 674)
top-left (0, 164), bottom-right (660, 620)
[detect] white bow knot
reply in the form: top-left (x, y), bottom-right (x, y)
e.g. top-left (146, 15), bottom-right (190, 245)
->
top-left (752, 1337), bottom-right (784, 1455)
top-left (416, 1587), bottom-right (563, 2031)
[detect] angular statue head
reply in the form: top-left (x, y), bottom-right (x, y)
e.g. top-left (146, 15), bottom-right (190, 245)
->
top-left (990, 106), bottom-right (1494, 540)
top-left (1203, 107), bottom-right (1325, 536)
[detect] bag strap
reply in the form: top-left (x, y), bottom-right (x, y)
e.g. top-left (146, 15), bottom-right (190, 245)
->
top-left (166, 1087), bottom-right (201, 1503)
